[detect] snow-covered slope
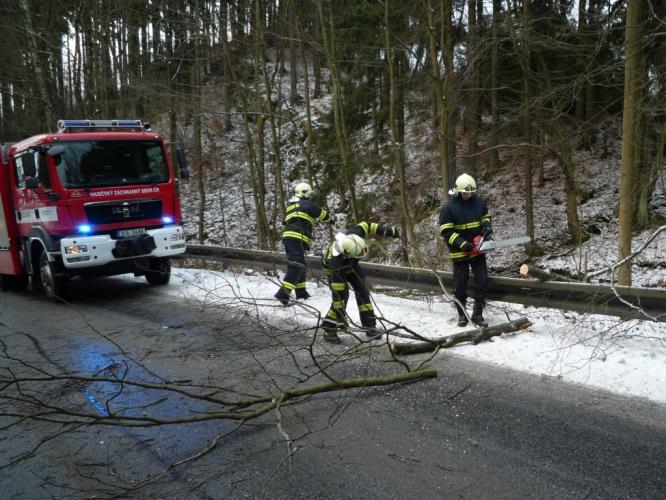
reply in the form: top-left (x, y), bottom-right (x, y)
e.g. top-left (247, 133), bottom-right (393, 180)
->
top-left (175, 66), bottom-right (665, 288)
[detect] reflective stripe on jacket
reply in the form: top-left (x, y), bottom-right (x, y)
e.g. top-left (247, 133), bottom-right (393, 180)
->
top-left (282, 198), bottom-right (329, 245)
top-left (438, 195), bottom-right (491, 261)
top-left (322, 221), bottom-right (399, 271)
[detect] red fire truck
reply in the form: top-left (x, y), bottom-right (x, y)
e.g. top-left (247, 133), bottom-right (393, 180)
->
top-left (0, 119), bottom-right (187, 300)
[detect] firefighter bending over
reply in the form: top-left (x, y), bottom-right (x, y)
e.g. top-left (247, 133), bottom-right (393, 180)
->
top-left (275, 182), bottom-right (330, 305)
top-left (438, 173), bottom-right (493, 328)
top-left (320, 222), bottom-right (400, 344)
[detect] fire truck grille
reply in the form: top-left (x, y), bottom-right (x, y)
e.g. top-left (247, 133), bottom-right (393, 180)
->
top-left (85, 199), bottom-right (163, 225)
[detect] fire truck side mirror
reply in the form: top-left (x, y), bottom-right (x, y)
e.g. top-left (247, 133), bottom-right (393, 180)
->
top-left (176, 147), bottom-right (190, 180)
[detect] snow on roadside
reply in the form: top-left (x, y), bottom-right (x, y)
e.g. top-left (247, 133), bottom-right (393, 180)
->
top-left (152, 267), bottom-right (666, 406)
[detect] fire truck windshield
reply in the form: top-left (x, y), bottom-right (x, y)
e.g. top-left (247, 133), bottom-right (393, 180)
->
top-left (53, 140), bottom-right (170, 189)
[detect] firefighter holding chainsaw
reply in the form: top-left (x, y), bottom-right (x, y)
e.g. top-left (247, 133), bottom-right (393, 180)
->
top-left (439, 173), bottom-right (492, 327)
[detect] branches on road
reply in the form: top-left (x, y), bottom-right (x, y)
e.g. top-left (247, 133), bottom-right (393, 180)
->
top-left (391, 317), bottom-right (532, 355)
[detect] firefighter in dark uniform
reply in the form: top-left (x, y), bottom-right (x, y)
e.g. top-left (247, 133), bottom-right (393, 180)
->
top-left (275, 182), bottom-right (330, 305)
top-left (438, 173), bottom-right (493, 327)
top-left (320, 222), bottom-right (400, 344)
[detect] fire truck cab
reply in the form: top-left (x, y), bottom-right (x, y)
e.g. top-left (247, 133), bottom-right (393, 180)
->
top-left (0, 119), bottom-right (186, 300)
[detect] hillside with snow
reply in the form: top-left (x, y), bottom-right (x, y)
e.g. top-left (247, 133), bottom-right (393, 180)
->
top-left (174, 64), bottom-right (666, 289)
top-left (150, 57), bottom-right (666, 409)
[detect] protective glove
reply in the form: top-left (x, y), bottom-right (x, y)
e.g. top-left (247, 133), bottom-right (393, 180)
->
top-left (460, 241), bottom-right (473, 252)
top-left (378, 223), bottom-right (400, 238)
top-left (472, 235), bottom-right (484, 253)
top-left (481, 226), bottom-right (493, 240)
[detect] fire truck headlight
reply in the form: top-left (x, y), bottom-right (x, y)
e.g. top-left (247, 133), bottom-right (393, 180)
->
top-left (169, 232), bottom-right (185, 242)
top-left (162, 216), bottom-right (174, 224)
top-left (78, 224), bottom-right (92, 234)
top-left (64, 245), bottom-right (88, 255)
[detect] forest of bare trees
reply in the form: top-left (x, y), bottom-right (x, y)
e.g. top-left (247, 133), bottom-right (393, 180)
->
top-left (1, 0), bottom-right (665, 284)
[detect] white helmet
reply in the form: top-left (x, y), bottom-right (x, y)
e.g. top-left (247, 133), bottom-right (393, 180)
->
top-left (455, 173), bottom-right (476, 194)
top-left (332, 233), bottom-right (368, 259)
top-left (294, 182), bottom-right (313, 199)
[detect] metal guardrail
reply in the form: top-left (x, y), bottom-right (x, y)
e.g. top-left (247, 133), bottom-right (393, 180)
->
top-left (183, 245), bottom-right (666, 322)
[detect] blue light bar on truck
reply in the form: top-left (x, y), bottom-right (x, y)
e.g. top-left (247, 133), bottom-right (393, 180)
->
top-left (57, 119), bottom-right (145, 132)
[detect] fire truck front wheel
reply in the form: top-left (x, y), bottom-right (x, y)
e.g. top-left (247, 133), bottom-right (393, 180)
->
top-left (39, 251), bottom-right (66, 301)
top-left (145, 258), bottom-right (171, 286)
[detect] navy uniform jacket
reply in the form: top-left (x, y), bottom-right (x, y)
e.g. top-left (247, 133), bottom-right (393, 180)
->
top-left (281, 197), bottom-right (330, 247)
top-left (438, 195), bottom-right (491, 261)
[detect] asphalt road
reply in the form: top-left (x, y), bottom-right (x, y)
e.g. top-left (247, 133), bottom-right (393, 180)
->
top-left (0, 276), bottom-right (664, 499)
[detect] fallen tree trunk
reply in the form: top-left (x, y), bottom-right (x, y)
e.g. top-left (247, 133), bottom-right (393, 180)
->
top-left (519, 264), bottom-right (578, 282)
top-left (391, 317), bottom-right (532, 355)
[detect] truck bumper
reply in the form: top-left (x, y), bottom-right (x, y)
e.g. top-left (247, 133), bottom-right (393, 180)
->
top-left (59, 225), bottom-right (186, 269)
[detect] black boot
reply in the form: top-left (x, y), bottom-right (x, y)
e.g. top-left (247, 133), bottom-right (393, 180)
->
top-left (323, 332), bottom-right (341, 344)
top-left (364, 326), bottom-right (383, 340)
top-left (455, 301), bottom-right (468, 327)
top-left (471, 301), bottom-right (488, 327)
top-left (322, 324), bottom-right (342, 344)
top-left (274, 287), bottom-right (291, 306)
top-left (295, 289), bottom-right (311, 300)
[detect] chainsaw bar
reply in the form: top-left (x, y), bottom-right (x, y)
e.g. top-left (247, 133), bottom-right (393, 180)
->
top-left (479, 235), bottom-right (531, 251)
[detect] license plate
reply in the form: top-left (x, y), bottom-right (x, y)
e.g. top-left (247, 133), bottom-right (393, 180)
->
top-left (117, 227), bottom-right (146, 238)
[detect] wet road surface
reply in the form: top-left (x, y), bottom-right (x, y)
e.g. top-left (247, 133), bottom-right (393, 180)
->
top-left (0, 276), bottom-right (664, 499)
